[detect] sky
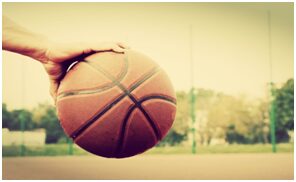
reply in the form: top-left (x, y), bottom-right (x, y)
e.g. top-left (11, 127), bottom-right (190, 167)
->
top-left (2, 3), bottom-right (294, 109)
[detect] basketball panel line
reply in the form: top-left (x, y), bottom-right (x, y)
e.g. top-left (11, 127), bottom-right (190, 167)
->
top-left (70, 93), bottom-right (126, 139)
top-left (57, 54), bottom-right (128, 99)
top-left (84, 59), bottom-right (161, 140)
top-left (70, 66), bottom-right (160, 139)
top-left (115, 95), bottom-right (176, 157)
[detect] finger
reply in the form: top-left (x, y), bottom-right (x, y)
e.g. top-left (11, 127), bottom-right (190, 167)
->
top-left (117, 42), bottom-right (130, 49)
top-left (111, 45), bottom-right (125, 53)
top-left (84, 42), bottom-right (129, 54)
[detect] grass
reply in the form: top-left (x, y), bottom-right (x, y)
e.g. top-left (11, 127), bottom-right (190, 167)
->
top-left (2, 143), bottom-right (293, 157)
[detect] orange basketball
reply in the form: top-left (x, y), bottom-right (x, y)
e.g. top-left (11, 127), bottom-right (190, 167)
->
top-left (56, 50), bottom-right (176, 158)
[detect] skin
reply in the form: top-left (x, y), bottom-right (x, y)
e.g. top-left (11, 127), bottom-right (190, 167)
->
top-left (2, 16), bottom-right (130, 103)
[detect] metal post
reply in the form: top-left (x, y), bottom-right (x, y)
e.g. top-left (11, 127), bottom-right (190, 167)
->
top-left (267, 10), bottom-right (276, 153)
top-left (190, 25), bottom-right (196, 154)
top-left (20, 61), bottom-right (25, 156)
top-left (68, 137), bottom-right (73, 155)
top-left (269, 83), bottom-right (277, 153)
top-left (191, 88), bottom-right (196, 154)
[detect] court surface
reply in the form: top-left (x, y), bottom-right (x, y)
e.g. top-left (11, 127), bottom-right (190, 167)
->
top-left (3, 153), bottom-right (293, 180)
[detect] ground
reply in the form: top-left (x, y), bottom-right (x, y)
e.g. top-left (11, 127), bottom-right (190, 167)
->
top-left (3, 153), bottom-right (294, 180)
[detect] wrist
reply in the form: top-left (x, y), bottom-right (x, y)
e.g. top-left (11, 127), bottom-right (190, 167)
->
top-left (29, 34), bottom-right (51, 64)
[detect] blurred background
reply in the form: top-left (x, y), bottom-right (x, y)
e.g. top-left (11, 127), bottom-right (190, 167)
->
top-left (2, 2), bottom-right (294, 180)
top-left (2, 3), bottom-right (294, 156)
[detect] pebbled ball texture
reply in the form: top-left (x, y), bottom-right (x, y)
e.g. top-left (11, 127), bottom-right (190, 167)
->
top-left (56, 50), bottom-right (176, 158)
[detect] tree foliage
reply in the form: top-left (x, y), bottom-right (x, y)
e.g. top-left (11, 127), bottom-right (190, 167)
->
top-left (3, 103), bottom-right (14, 129)
top-left (2, 78), bottom-right (293, 145)
top-left (274, 78), bottom-right (294, 142)
top-left (36, 104), bottom-right (67, 143)
top-left (3, 104), bottom-right (35, 130)
top-left (205, 94), bottom-right (270, 144)
top-left (3, 103), bottom-right (67, 144)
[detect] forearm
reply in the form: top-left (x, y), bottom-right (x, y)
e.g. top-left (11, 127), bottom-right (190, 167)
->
top-left (2, 16), bottom-right (48, 62)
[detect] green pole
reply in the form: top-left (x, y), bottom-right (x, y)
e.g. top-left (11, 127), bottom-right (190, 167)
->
top-left (189, 25), bottom-right (196, 154)
top-left (68, 137), bottom-right (73, 155)
top-left (269, 83), bottom-right (277, 153)
top-left (267, 11), bottom-right (276, 153)
top-left (20, 60), bottom-right (25, 156)
top-left (191, 88), bottom-right (196, 154)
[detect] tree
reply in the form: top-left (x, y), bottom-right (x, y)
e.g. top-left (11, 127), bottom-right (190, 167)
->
top-left (3, 103), bottom-right (16, 129)
top-left (12, 109), bottom-right (35, 130)
top-left (207, 93), bottom-right (270, 144)
top-left (158, 130), bottom-right (187, 146)
top-left (247, 100), bottom-right (269, 143)
top-left (2, 104), bottom-right (35, 131)
top-left (274, 78), bottom-right (294, 142)
top-left (226, 124), bottom-right (245, 144)
top-left (34, 103), bottom-right (67, 143)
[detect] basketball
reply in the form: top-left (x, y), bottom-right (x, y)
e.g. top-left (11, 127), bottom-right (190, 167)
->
top-left (56, 50), bottom-right (176, 158)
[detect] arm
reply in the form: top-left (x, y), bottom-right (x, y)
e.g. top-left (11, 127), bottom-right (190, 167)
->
top-left (3, 16), bottom-right (129, 102)
top-left (3, 16), bottom-right (48, 61)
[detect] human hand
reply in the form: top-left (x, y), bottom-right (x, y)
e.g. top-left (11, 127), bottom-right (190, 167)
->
top-left (2, 16), bottom-right (130, 104)
top-left (39, 41), bottom-right (130, 103)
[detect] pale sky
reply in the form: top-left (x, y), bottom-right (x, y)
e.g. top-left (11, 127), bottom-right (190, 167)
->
top-left (2, 3), bottom-right (294, 109)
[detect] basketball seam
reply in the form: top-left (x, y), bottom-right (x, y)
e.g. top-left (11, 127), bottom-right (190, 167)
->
top-left (84, 58), bottom-right (162, 140)
top-left (115, 96), bottom-right (176, 157)
top-left (71, 93), bottom-right (126, 139)
top-left (115, 104), bottom-right (136, 156)
top-left (70, 65), bottom-right (161, 139)
top-left (57, 55), bottom-right (128, 99)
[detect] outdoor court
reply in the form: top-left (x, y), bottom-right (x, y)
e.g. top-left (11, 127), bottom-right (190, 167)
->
top-left (3, 153), bottom-right (293, 180)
